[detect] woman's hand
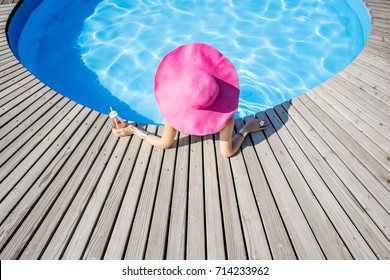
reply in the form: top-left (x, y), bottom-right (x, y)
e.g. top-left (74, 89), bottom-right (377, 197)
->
top-left (219, 117), bottom-right (269, 158)
top-left (111, 121), bottom-right (136, 137)
top-left (242, 119), bottom-right (269, 134)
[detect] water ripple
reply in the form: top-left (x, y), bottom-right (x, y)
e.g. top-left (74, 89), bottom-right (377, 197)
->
top-left (78, 0), bottom-right (366, 124)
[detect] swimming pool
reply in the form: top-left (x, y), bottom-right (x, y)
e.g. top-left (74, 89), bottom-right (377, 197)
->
top-left (8, 0), bottom-right (370, 124)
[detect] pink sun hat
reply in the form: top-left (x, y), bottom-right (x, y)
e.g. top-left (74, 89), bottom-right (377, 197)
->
top-left (154, 43), bottom-right (240, 136)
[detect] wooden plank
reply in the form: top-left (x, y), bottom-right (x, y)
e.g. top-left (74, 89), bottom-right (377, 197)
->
top-left (0, 44), bottom-right (9, 51)
top-left (124, 127), bottom-right (165, 259)
top-left (0, 74), bottom-right (37, 103)
top-left (240, 115), bottom-right (296, 260)
top-left (0, 32), bottom-right (9, 39)
top-left (360, 41), bottom-right (390, 62)
top-left (0, 54), bottom-right (17, 67)
top-left (275, 103), bottom-right (380, 259)
top-left (165, 132), bottom-right (190, 260)
top-left (371, 9), bottom-right (390, 21)
top-left (365, 27), bottom-right (387, 41)
top-left (260, 110), bottom-right (351, 259)
top-left (338, 71), bottom-right (390, 107)
top-left (304, 88), bottom-right (390, 206)
top-left (369, 0), bottom-right (390, 5)
top-left (0, 64), bottom-right (25, 84)
top-left (144, 131), bottom-right (178, 260)
top-left (0, 47), bottom-right (9, 55)
top-left (0, 48), bottom-right (12, 57)
top-left (0, 92), bottom-right (63, 149)
top-left (344, 66), bottom-right (388, 93)
top-left (81, 130), bottom-right (143, 260)
top-left (103, 126), bottom-right (157, 259)
top-left (0, 42), bottom-right (8, 49)
top-left (0, 23), bottom-right (9, 30)
top-left (365, 42), bottom-right (390, 58)
top-left (0, 32), bottom-right (9, 40)
top-left (1, 75), bottom-right (39, 101)
top-left (373, 23), bottom-right (390, 34)
top-left (370, 8), bottom-right (390, 15)
top-left (0, 39), bottom-right (10, 47)
top-left (362, 35), bottom-right (390, 56)
top-left (370, 25), bottom-right (390, 41)
top-left (1, 1), bottom-right (17, 5)
top-left (0, 111), bottom-right (101, 259)
top-left (301, 92), bottom-right (384, 198)
top-left (307, 89), bottom-right (390, 186)
top-left (39, 131), bottom-right (119, 260)
top-left (365, 29), bottom-right (390, 46)
top-left (0, 36), bottom-right (8, 44)
top-left (0, 97), bottom-right (71, 164)
top-left (0, 106), bottom-right (89, 224)
top-left (0, 87), bottom-right (56, 140)
top-left (0, 101), bottom-right (77, 195)
top-left (364, 46), bottom-right (390, 64)
top-left (330, 73), bottom-right (390, 121)
top-left (319, 81), bottom-right (390, 146)
top-left (1, 0), bottom-right (390, 261)
top-left (345, 53), bottom-right (390, 83)
top-left (0, 40), bottom-right (8, 47)
top-left (17, 114), bottom-right (109, 259)
top-left (0, 52), bottom-right (16, 65)
top-left (214, 136), bottom-right (247, 259)
top-left (0, 70), bottom-right (32, 92)
top-left (203, 134), bottom-right (225, 260)
top-left (282, 101), bottom-right (390, 259)
top-left (0, 58), bottom-right (19, 72)
top-left (375, 15), bottom-right (390, 25)
top-left (358, 51), bottom-right (390, 75)
top-left (251, 112), bottom-right (325, 259)
top-left (265, 109), bottom-right (353, 259)
top-left (293, 96), bottom-right (390, 237)
top-left (186, 135), bottom-right (205, 260)
top-left (229, 119), bottom-right (271, 260)
top-left (0, 80), bottom-right (48, 116)
top-left (61, 130), bottom-right (132, 260)
top-left (0, 82), bottom-right (47, 122)
top-left (354, 58), bottom-right (390, 88)
top-left (0, 2), bottom-right (15, 8)
top-left (34, 121), bottom-right (115, 260)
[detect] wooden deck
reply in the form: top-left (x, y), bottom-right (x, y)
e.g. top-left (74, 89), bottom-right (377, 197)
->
top-left (0, 0), bottom-right (389, 260)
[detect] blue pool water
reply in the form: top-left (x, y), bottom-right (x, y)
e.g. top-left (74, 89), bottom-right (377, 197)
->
top-left (9, 0), bottom-right (370, 124)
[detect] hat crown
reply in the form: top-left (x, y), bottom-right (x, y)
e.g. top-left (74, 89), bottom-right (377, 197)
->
top-left (154, 43), bottom-right (239, 135)
top-left (180, 70), bottom-right (219, 109)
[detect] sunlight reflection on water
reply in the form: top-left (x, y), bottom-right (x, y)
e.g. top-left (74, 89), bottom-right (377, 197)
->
top-left (78, 0), bottom-right (364, 124)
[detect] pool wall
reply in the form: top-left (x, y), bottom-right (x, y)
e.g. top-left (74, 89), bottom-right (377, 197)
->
top-left (345, 0), bottom-right (371, 41)
top-left (7, 0), bottom-right (45, 59)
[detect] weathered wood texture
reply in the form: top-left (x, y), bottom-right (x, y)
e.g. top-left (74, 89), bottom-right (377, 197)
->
top-left (0, 0), bottom-right (389, 260)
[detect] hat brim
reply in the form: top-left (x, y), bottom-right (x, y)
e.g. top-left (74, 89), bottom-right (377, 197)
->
top-left (154, 43), bottom-right (239, 135)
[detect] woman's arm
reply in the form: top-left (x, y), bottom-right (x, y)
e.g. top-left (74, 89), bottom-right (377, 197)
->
top-left (219, 117), bottom-right (268, 158)
top-left (136, 122), bottom-right (177, 149)
top-left (112, 121), bottom-right (177, 149)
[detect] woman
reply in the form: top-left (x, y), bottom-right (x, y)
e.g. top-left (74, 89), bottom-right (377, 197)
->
top-left (112, 43), bottom-right (268, 158)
